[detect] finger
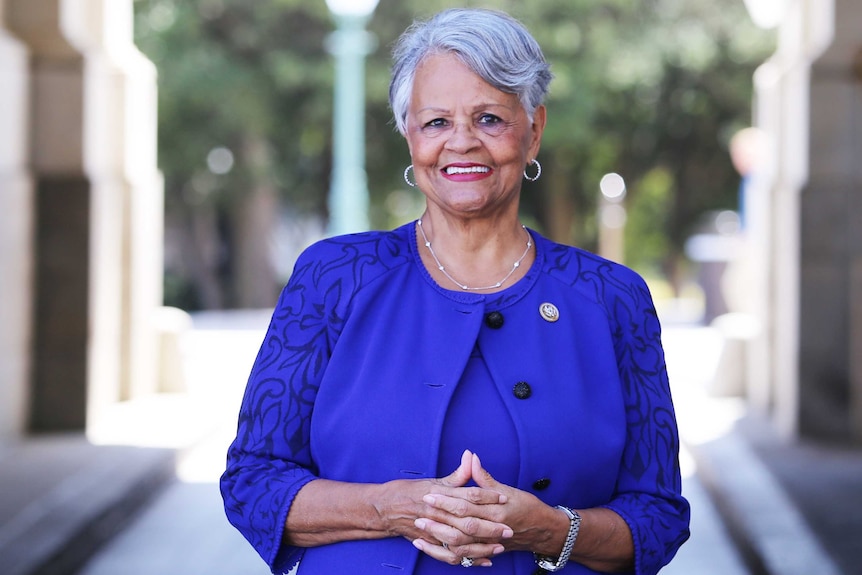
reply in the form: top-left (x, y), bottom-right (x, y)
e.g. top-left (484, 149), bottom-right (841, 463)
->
top-left (471, 453), bottom-right (507, 498)
top-left (471, 453), bottom-right (493, 485)
top-left (411, 537), bottom-right (498, 567)
top-left (424, 487), bottom-right (505, 510)
top-left (416, 515), bottom-right (512, 544)
top-left (438, 449), bottom-right (473, 488)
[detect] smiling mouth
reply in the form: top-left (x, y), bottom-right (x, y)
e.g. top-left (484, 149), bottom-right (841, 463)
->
top-left (444, 166), bottom-right (491, 175)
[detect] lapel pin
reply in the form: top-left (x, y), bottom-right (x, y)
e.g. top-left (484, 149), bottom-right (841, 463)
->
top-left (539, 302), bottom-right (560, 322)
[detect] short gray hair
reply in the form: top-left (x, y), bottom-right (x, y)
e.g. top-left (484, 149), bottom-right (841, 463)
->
top-left (389, 8), bottom-right (553, 135)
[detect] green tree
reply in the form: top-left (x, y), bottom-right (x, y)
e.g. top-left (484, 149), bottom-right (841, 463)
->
top-left (135, 0), bottom-right (772, 309)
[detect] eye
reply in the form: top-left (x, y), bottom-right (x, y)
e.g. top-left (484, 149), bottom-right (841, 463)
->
top-left (424, 118), bottom-right (448, 128)
top-left (478, 113), bottom-right (503, 125)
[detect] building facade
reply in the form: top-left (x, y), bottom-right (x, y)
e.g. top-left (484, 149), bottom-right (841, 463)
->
top-left (0, 0), bottom-right (162, 441)
top-left (746, 0), bottom-right (862, 443)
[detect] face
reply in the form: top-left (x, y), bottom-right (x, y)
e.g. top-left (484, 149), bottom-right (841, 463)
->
top-left (405, 52), bottom-right (546, 219)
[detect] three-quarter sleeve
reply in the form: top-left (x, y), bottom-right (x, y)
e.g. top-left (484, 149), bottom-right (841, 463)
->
top-left (220, 248), bottom-right (334, 573)
top-left (600, 271), bottom-right (691, 575)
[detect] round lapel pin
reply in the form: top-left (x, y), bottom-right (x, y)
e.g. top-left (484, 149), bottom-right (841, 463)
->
top-left (539, 302), bottom-right (560, 322)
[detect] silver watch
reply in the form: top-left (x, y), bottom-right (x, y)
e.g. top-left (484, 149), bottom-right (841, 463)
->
top-left (534, 505), bottom-right (581, 572)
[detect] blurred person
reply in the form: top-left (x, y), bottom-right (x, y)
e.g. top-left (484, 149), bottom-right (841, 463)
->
top-left (722, 127), bottom-right (771, 314)
top-left (221, 8), bottom-right (689, 575)
top-left (729, 127), bottom-right (769, 232)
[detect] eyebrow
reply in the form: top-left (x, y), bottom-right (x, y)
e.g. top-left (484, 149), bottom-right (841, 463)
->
top-left (416, 102), bottom-right (515, 115)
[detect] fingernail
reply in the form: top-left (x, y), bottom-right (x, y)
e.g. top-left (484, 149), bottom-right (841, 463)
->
top-left (493, 544), bottom-right (506, 554)
top-left (414, 518), bottom-right (427, 530)
top-left (502, 528), bottom-right (514, 539)
top-left (412, 539), bottom-right (424, 551)
top-left (423, 494), bottom-right (437, 505)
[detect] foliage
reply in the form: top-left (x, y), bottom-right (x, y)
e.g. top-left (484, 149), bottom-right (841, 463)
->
top-left (134, 0), bottom-right (773, 308)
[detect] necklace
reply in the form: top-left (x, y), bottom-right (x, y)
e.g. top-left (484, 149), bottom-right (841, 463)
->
top-left (416, 219), bottom-right (533, 291)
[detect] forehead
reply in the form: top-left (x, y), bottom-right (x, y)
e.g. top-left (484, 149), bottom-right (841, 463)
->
top-left (410, 52), bottom-right (520, 111)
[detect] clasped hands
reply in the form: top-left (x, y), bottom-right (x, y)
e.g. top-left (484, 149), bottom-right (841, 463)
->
top-left (402, 449), bottom-right (544, 568)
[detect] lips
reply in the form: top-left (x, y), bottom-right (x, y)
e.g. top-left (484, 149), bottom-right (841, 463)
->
top-left (444, 165), bottom-right (491, 175)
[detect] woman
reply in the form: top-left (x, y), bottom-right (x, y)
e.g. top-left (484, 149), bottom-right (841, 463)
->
top-left (221, 8), bottom-right (690, 574)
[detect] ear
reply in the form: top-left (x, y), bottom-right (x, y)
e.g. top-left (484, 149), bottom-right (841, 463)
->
top-left (527, 105), bottom-right (547, 161)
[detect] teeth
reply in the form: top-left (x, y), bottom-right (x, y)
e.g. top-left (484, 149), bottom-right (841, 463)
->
top-left (445, 166), bottom-right (490, 175)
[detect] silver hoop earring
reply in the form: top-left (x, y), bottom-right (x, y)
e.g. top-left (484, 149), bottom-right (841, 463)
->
top-left (524, 159), bottom-right (541, 182)
top-left (404, 164), bottom-right (416, 187)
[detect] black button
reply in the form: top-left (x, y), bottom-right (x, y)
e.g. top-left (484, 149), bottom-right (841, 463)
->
top-left (513, 381), bottom-right (532, 399)
top-left (532, 478), bottom-right (551, 491)
top-left (484, 311), bottom-right (504, 329)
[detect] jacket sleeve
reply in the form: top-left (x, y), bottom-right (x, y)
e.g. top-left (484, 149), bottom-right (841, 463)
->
top-left (219, 246), bottom-right (338, 574)
top-left (600, 270), bottom-right (691, 575)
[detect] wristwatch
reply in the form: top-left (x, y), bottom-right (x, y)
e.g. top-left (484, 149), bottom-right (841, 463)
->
top-left (534, 505), bottom-right (581, 572)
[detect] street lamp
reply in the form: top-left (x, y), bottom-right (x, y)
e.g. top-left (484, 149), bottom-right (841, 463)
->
top-left (742, 0), bottom-right (789, 29)
top-left (598, 173), bottom-right (627, 263)
top-left (324, 0), bottom-right (380, 236)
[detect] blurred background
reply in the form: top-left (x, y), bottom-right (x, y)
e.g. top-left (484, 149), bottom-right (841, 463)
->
top-left (139, 0), bottom-right (772, 312)
top-left (2, 0), bottom-right (861, 574)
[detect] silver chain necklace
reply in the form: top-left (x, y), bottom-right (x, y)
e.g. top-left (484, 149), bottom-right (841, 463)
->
top-left (416, 219), bottom-right (533, 291)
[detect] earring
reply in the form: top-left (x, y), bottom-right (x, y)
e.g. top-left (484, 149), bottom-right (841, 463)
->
top-left (524, 159), bottom-right (542, 182)
top-left (404, 164), bottom-right (416, 187)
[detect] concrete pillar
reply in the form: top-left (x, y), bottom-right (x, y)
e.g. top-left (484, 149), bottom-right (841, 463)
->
top-left (94, 0), bottom-right (163, 403)
top-left (852, 261), bottom-right (862, 442)
top-left (752, 0), bottom-right (862, 443)
top-left (799, 0), bottom-right (862, 442)
top-left (0, 1), bottom-right (34, 441)
top-left (6, 0), bottom-right (162, 433)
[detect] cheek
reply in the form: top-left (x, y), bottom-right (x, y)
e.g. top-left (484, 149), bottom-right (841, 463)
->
top-left (407, 139), bottom-right (439, 166)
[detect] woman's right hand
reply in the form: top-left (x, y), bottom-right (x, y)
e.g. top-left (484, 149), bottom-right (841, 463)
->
top-left (283, 449), bottom-right (512, 567)
top-left (380, 450), bottom-right (513, 566)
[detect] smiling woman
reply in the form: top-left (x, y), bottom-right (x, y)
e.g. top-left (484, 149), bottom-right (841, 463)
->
top-left (221, 8), bottom-right (690, 575)
top-left (403, 51), bottom-right (545, 275)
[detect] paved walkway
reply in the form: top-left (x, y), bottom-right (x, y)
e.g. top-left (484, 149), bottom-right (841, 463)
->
top-left (74, 313), bottom-right (754, 575)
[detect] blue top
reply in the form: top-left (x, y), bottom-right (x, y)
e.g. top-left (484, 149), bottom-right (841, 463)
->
top-left (413, 341), bottom-right (520, 574)
top-left (220, 222), bottom-right (690, 575)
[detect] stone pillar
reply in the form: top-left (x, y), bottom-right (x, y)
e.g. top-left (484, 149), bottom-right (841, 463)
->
top-left (752, 0), bottom-right (862, 443)
top-left (852, 261), bottom-right (862, 442)
top-left (0, 1), bottom-right (34, 441)
top-left (799, 0), bottom-right (862, 442)
top-left (7, 0), bottom-right (162, 433)
top-left (95, 0), bottom-right (163, 403)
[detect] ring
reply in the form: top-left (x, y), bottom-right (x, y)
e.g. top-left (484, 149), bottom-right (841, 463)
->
top-left (442, 543), bottom-right (449, 550)
top-left (460, 557), bottom-right (474, 568)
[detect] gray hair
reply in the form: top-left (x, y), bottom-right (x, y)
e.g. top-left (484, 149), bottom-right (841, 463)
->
top-left (389, 8), bottom-right (553, 135)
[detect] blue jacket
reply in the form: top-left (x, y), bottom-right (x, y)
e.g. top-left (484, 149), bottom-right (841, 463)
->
top-left (221, 222), bottom-right (690, 575)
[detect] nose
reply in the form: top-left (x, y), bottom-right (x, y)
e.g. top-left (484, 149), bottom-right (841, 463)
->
top-left (444, 121), bottom-right (480, 153)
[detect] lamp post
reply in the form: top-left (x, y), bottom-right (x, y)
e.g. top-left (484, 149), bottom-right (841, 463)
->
top-left (742, 0), bottom-right (788, 29)
top-left (598, 173), bottom-right (627, 263)
top-left (324, 0), bottom-right (379, 236)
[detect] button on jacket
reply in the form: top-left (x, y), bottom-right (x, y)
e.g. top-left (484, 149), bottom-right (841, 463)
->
top-left (221, 222), bottom-right (690, 575)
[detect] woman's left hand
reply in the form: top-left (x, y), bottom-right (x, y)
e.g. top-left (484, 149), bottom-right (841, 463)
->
top-left (413, 452), bottom-right (563, 563)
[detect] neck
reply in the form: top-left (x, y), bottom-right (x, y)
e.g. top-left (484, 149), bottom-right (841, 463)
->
top-left (416, 218), bottom-right (533, 292)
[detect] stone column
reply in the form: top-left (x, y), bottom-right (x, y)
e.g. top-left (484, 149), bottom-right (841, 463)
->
top-left (0, 1), bottom-right (34, 441)
top-left (95, 0), bottom-right (163, 403)
top-left (799, 0), bottom-right (862, 442)
top-left (7, 0), bottom-right (162, 432)
top-left (753, 0), bottom-right (862, 443)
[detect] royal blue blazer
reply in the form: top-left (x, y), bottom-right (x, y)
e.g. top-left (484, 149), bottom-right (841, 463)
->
top-left (221, 222), bottom-right (690, 575)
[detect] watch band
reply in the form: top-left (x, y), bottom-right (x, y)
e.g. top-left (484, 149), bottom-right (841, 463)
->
top-left (534, 505), bottom-right (581, 572)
